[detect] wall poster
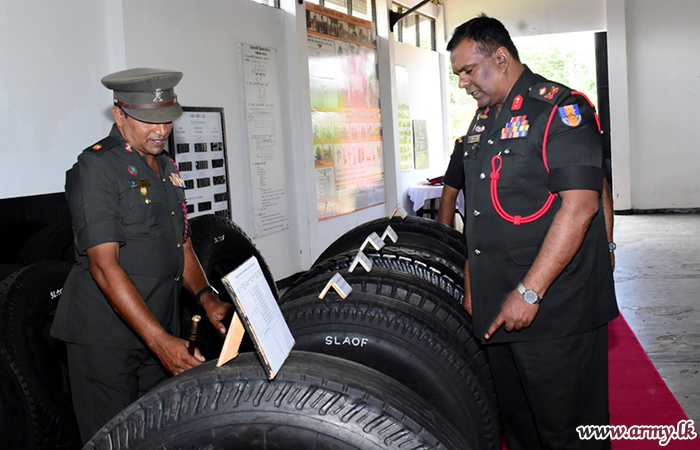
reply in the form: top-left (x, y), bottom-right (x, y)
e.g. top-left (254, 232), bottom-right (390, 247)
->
top-left (170, 107), bottom-right (230, 219)
top-left (395, 66), bottom-right (413, 171)
top-left (241, 43), bottom-right (290, 237)
top-left (412, 119), bottom-right (429, 170)
top-left (306, 3), bottom-right (385, 220)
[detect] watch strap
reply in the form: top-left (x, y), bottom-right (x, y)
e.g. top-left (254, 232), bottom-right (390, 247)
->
top-left (195, 285), bottom-right (218, 305)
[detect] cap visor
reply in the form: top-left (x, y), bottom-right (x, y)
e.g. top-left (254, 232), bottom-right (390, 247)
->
top-left (122, 103), bottom-right (183, 124)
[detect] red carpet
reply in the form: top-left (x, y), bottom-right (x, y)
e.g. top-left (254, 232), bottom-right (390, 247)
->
top-left (608, 314), bottom-right (699, 449)
top-left (499, 314), bottom-right (699, 449)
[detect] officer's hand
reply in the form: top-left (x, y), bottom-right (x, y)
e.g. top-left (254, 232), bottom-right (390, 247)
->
top-left (484, 290), bottom-right (539, 340)
top-left (200, 294), bottom-right (233, 335)
top-left (610, 250), bottom-right (616, 272)
top-left (153, 334), bottom-right (205, 375)
top-left (462, 291), bottom-right (472, 316)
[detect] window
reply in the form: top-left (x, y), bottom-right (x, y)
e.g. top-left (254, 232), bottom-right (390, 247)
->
top-left (306, 0), bottom-right (375, 22)
top-left (250, 0), bottom-right (279, 6)
top-left (392, 3), bottom-right (435, 51)
top-left (447, 32), bottom-right (598, 141)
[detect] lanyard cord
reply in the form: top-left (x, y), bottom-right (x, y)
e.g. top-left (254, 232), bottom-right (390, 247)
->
top-left (489, 91), bottom-right (601, 225)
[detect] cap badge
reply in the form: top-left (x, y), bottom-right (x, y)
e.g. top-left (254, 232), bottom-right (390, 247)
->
top-left (153, 88), bottom-right (164, 103)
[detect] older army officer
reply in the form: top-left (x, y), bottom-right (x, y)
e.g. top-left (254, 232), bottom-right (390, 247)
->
top-left (51, 68), bottom-right (232, 443)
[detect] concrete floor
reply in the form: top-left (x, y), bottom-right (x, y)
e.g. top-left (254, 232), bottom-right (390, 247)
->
top-left (613, 214), bottom-right (700, 424)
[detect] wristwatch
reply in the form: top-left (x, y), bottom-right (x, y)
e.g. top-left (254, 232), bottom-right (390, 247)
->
top-left (516, 282), bottom-right (542, 304)
top-left (608, 241), bottom-right (616, 252)
top-left (195, 285), bottom-right (219, 305)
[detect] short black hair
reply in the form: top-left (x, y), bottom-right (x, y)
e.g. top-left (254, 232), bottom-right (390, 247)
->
top-left (447, 14), bottom-right (520, 62)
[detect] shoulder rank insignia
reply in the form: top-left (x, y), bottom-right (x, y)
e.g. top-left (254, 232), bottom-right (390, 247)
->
top-left (558, 104), bottom-right (581, 127)
top-left (501, 115), bottom-right (529, 139)
top-left (530, 82), bottom-right (568, 104)
top-left (542, 86), bottom-right (559, 99)
top-left (511, 94), bottom-right (523, 111)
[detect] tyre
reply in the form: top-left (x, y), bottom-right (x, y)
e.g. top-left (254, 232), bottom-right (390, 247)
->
top-left (296, 245), bottom-right (464, 303)
top-left (282, 268), bottom-right (496, 407)
top-left (0, 346), bottom-right (34, 449)
top-left (282, 294), bottom-right (500, 450)
top-left (0, 264), bottom-right (22, 283)
top-left (16, 221), bottom-right (76, 266)
top-left (314, 216), bottom-right (466, 267)
top-left (181, 214), bottom-right (278, 360)
top-left (0, 262), bottom-right (81, 449)
top-left (84, 351), bottom-right (471, 450)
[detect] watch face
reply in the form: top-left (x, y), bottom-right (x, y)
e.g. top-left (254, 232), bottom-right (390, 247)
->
top-left (523, 290), bottom-right (539, 304)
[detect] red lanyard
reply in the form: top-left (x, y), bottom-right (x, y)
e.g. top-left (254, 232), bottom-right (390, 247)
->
top-left (489, 91), bottom-right (600, 225)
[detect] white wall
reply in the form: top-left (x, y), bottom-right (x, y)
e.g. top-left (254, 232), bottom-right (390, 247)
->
top-left (0, 1), bottom-right (114, 198)
top-left (393, 42), bottom-right (448, 214)
top-left (623, 0), bottom-right (700, 209)
top-left (119, 0), bottom-right (306, 279)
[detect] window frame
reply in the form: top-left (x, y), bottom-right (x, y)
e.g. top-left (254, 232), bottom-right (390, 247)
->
top-left (308, 0), bottom-right (377, 23)
top-left (392, 3), bottom-right (435, 51)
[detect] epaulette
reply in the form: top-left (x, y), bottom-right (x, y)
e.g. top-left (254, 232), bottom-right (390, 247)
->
top-left (82, 136), bottom-right (121, 155)
top-left (456, 135), bottom-right (466, 144)
top-left (528, 81), bottom-right (571, 105)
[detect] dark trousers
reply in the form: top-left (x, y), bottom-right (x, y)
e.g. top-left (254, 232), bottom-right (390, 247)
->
top-left (486, 324), bottom-right (611, 450)
top-left (66, 343), bottom-right (170, 444)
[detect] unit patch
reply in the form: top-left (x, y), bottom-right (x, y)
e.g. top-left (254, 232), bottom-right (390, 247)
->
top-left (500, 115), bottom-right (529, 139)
top-left (558, 104), bottom-right (582, 127)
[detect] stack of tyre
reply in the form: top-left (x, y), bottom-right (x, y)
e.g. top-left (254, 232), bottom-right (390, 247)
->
top-left (0, 221), bottom-right (82, 450)
top-left (277, 215), bottom-right (502, 450)
top-left (2, 215), bottom-right (500, 450)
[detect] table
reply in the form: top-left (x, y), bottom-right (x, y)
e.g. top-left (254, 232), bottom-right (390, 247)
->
top-left (407, 184), bottom-right (464, 219)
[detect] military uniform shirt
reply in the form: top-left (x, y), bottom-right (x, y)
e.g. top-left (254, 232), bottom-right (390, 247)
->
top-left (51, 125), bottom-right (188, 348)
top-left (444, 136), bottom-right (465, 190)
top-left (461, 66), bottom-right (618, 343)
